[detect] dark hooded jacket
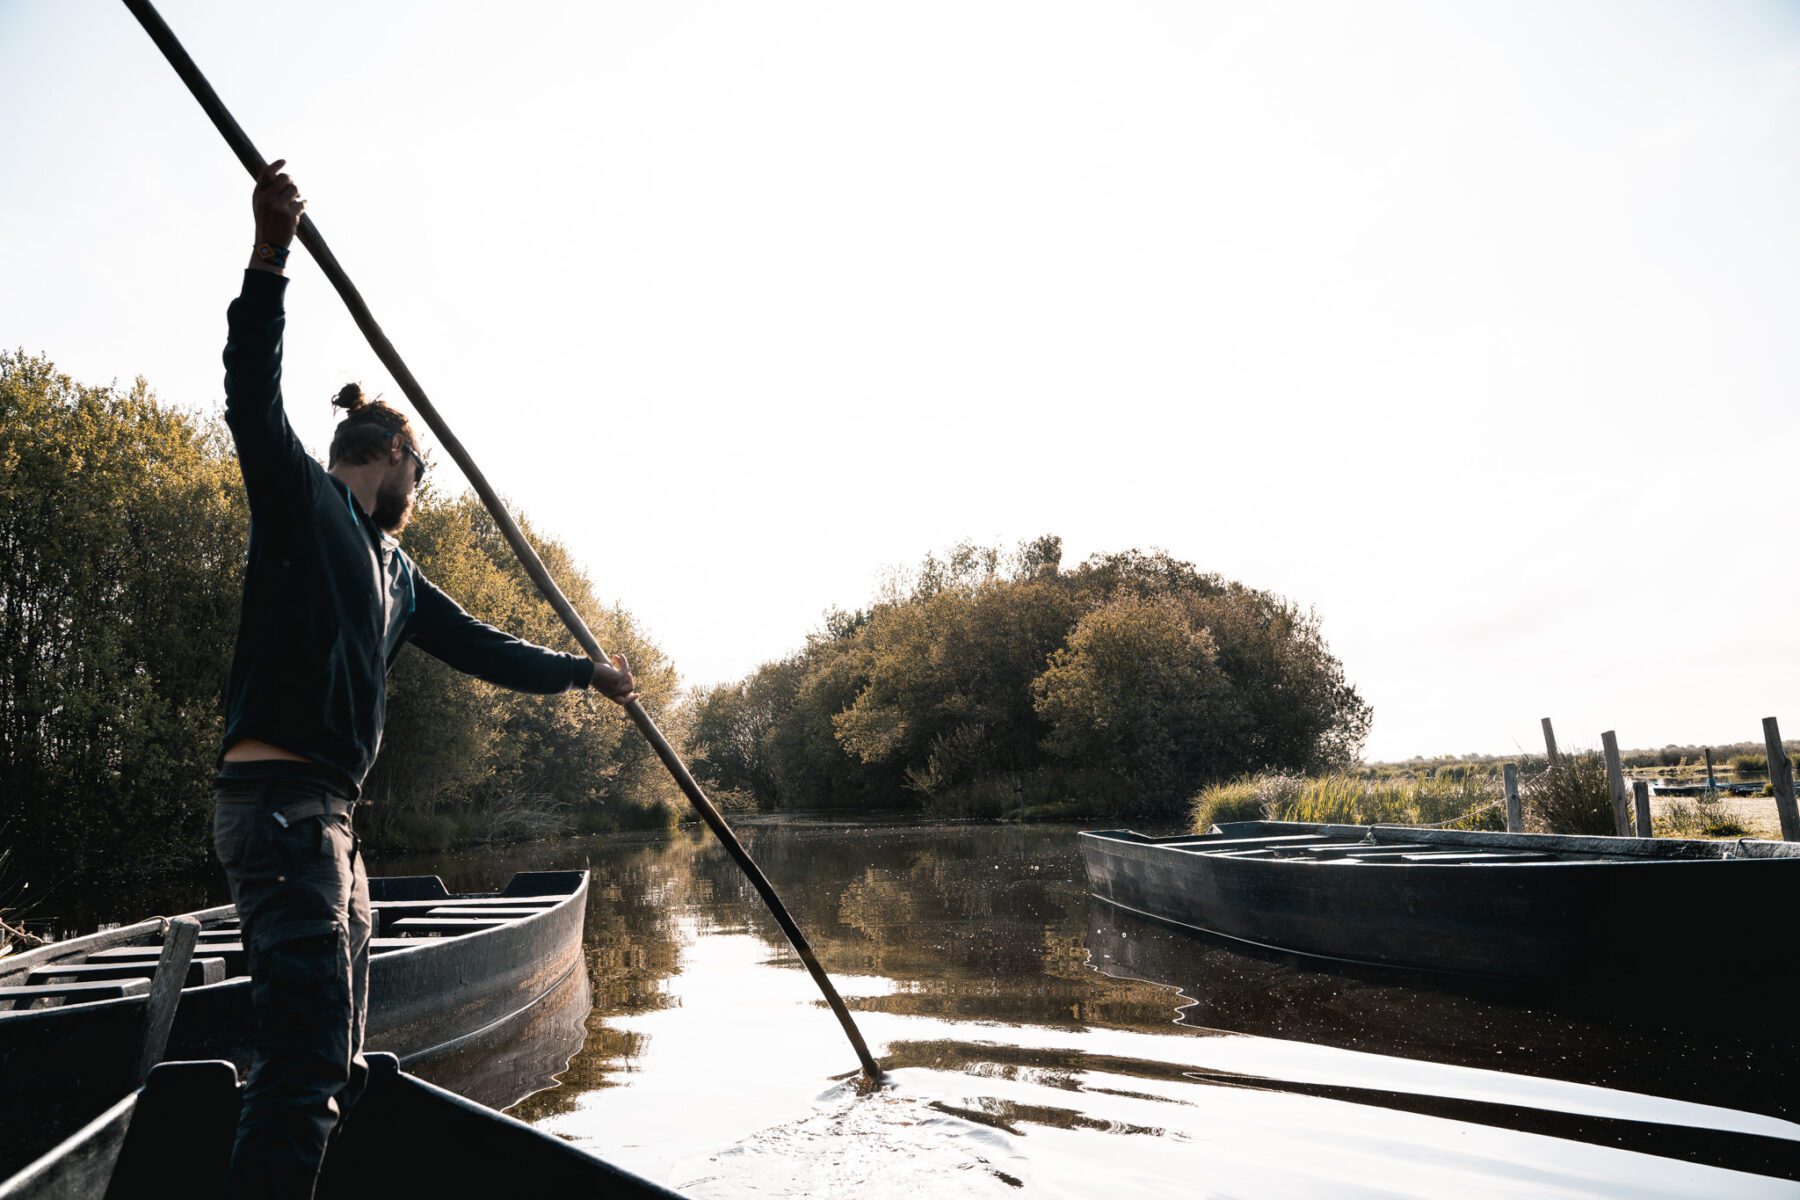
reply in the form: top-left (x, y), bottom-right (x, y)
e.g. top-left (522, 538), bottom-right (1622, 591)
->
top-left (220, 269), bottom-right (591, 796)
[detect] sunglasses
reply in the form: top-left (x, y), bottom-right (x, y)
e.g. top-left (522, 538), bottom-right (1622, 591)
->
top-left (392, 433), bottom-right (426, 483)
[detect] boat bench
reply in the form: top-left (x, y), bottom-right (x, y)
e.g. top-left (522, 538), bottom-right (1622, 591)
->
top-left (0, 977), bottom-right (151, 1010)
top-left (387, 918), bottom-right (510, 938)
top-left (371, 896), bottom-right (557, 910)
top-left (27, 958), bottom-right (228, 988)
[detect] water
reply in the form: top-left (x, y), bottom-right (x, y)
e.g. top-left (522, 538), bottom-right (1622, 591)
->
top-left (368, 816), bottom-right (1800, 1197)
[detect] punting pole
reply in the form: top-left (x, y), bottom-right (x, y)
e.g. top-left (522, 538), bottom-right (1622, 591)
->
top-left (121, 0), bottom-right (883, 1083)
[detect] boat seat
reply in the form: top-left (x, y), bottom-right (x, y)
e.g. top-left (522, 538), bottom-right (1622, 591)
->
top-left (27, 958), bottom-right (228, 988)
top-left (0, 977), bottom-right (152, 1010)
top-left (371, 896), bottom-right (557, 912)
top-left (1393, 851), bottom-right (1563, 863)
top-left (1179, 834), bottom-right (1335, 853)
top-left (1299, 843), bottom-right (1430, 857)
top-left (423, 907), bottom-right (540, 919)
top-left (388, 918), bottom-right (509, 938)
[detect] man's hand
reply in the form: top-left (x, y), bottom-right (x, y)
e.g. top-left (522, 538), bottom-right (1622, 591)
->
top-left (591, 652), bottom-right (638, 705)
top-left (248, 159), bottom-right (305, 273)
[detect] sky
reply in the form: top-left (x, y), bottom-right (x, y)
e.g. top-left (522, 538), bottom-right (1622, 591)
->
top-left (2, 0), bottom-right (1798, 761)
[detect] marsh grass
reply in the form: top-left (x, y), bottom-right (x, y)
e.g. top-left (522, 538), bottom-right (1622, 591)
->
top-left (1189, 771), bottom-right (1504, 833)
top-left (1658, 789), bottom-right (1750, 839)
top-left (1522, 752), bottom-right (1616, 834)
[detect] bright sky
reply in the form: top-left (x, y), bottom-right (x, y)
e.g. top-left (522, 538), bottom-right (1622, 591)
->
top-left (3, 1), bottom-right (1797, 762)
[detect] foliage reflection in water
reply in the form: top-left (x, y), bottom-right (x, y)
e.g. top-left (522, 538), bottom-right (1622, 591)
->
top-left (374, 817), bottom-right (1800, 1198)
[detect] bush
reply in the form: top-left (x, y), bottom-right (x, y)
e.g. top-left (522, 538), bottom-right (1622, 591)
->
top-left (1189, 773), bottom-right (1302, 831)
top-left (387, 810), bottom-right (460, 854)
top-left (1522, 753), bottom-right (1616, 834)
top-left (1732, 754), bottom-right (1768, 775)
top-left (1659, 792), bottom-right (1748, 839)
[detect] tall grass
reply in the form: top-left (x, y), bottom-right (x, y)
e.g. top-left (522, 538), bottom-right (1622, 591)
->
top-left (1658, 790), bottom-right (1749, 839)
top-left (1521, 752), bottom-right (1615, 835)
top-left (1189, 771), bottom-right (1504, 833)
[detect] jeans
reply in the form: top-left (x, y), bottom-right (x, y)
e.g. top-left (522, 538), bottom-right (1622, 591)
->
top-left (212, 776), bottom-right (371, 1200)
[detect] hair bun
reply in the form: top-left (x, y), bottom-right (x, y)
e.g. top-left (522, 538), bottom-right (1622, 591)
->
top-left (332, 383), bottom-right (367, 413)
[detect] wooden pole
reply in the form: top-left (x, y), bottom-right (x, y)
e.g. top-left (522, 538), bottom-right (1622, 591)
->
top-left (1763, 717), bottom-right (1799, 842)
top-left (1600, 731), bottom-right (1632, 837)
top-left (1633, 780), bottom-right (1653, 840)
top-left (136, 916), bottom-right (199, 1083)
top-left (1704, 747), bottom-right (1717, 796)
top-left (1541, 718), bottom-right (1561, 767)
top-left (1503, 764), bottom-right (1523, 833)
top-left (121, 0), bottom-right (883, 1081)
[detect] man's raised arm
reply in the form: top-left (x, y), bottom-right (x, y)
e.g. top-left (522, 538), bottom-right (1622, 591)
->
top-left (222, 159), bottom-right (316, 523)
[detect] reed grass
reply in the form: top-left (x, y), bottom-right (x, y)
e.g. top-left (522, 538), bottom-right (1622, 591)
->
top-left (1189, 771), bottom-right (1504, 833)
top-left (1521, 752), bottom-right (1615, 835)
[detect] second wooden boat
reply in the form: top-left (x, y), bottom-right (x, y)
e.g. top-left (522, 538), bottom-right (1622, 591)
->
top-left (0, 870), bottom-right (588, 1176)
top-left (1081, 821), bottom-right (1799, 986)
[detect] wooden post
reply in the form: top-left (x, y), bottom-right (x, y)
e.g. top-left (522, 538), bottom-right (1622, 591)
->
top-left (1541, 718), bottom-right (1561, 767)
top-left (1601, 731), bottom-right (1632, 837)
top-left (1504, 763), bottom-right (1523, 833)
top-left (1704, 747), bottom-right (1716, 797)
top-left (135, 915), bottom-right (200, 1084)
top-left (1633, 780), bottom-right (1653, 840)
top-left (1763, 717), bottom-right (1799, 842)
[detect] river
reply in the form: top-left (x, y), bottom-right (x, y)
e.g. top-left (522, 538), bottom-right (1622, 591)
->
top-left (357, 815), bottom-right (1798, 1198)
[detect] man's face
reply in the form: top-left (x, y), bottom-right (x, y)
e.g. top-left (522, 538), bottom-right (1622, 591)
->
top-left (372, 455), bottom-right (418, 534)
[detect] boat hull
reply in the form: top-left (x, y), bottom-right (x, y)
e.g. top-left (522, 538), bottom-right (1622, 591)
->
top-left (1080, 822), bottom-right (1799, 986)
top-left (0, 1053), bottom-right (684, 1200)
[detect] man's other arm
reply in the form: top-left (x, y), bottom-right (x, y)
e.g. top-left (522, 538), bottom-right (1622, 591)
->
top-left (408, 568), bottom-right (597, 694)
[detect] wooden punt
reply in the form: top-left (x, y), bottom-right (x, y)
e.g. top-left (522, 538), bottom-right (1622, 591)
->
top-left (1080, 821), bottom-right (1800, 985)
top-left (0, 1051), bottom-right (684, 1199)
top-left (0, 871), bottom-right (588, 1177)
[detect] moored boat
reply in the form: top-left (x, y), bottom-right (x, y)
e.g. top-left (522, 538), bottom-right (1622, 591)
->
top-left (0, 1051), bottom-right (684, 1199)
top-left (0, 870), bottom-right (588, 1176)
top-left (1080, 821), bottom-right (1800, 986)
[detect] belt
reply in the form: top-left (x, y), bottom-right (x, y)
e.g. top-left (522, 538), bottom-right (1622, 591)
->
top-left (267, 797), bottom-right (355, 828)
top-left (216, 791), bottom-right (355, 826)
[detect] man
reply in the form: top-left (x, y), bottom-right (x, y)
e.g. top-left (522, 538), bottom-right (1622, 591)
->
top-left (212, 160), bottom-right (635, 1198)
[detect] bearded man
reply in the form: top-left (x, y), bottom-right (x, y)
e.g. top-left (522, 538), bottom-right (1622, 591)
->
top-left (211, 159), bottom-right (635, 1198)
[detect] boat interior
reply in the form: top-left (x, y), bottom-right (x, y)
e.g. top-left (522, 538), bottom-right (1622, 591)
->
top-left (0, 873), bottom-right (575, 1015)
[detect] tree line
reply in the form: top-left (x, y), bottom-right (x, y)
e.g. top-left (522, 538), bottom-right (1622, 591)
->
top-left (0, 351), bottom-right (677, 885)
top-left (2, 351), bottom-right (1374, 889)
top-left (686, 537), bottom-right (1372, 820)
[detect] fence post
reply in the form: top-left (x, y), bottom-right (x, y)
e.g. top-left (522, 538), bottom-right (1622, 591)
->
top-left (1633, 780), bottom-right (1653, 840)
top-left (1541, 718), bottom-right (1561, 767)
top-left (1504, 763), bottom-right (1523, 833)
top-left (1704, 747), bottom-right (1716, 797)
top-left (1600, 730), bottom-right (1632, 837)
top-left (1763, 717), bottom-right (1799, 842)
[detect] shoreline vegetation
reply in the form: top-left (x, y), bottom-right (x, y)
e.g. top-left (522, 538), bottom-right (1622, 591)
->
top-left (0, 352), bottom-right (1782, 932)
top-left (1191, 749), bottom-right (1788, 841)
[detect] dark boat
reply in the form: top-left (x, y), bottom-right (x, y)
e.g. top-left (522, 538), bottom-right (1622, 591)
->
top-left (1080, 821), bottom-right (1800, 985)
top-left (0, 1051), bottom-right (685, 1199)
top-left (0, 871), bottom-right (588, 1176)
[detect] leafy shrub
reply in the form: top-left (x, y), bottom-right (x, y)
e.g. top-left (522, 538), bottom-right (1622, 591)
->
top-left (1523, 753), bottom-right (1616, 834)
top-left (387, 810), bottom-right (460, 854)
top-left (1732, 754), bottom-right (1768, 775)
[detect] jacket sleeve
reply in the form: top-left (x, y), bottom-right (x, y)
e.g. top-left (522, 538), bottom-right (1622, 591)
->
top-left (407, 566), bottom-right (594, 694)
top-left (223, 269), bottom-right (318, 524)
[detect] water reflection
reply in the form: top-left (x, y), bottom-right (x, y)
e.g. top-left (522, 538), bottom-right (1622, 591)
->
top-left (377, 818), bottom-right (1800, 1196)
